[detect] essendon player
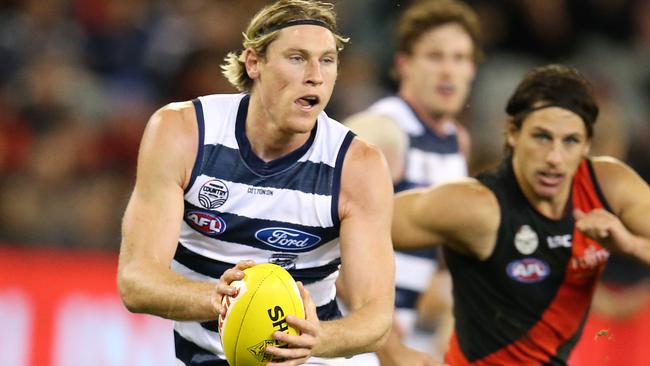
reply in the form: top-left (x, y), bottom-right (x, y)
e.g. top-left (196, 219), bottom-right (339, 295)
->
top-left (391, 64), bottom-right (650, 365)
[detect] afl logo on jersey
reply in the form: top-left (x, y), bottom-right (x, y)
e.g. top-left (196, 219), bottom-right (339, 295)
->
top-left (514, 225), bottom-right (539, 255)
top-left (185, 210), bottom-right (226, 235)
top-left (506, 258), bottom-right (550, 283)
top-left (199, 179), bottom-right (229, 209)
top-left (255, 228), bottom-right (321, 250)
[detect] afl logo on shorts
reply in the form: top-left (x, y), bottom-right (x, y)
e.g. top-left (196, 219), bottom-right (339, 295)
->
top-left (506, 258), bottom-right (550, 283)
top-left (199, 179), bottom-right (229, 209)
top-left (185, 210), bottom-right (226, 236)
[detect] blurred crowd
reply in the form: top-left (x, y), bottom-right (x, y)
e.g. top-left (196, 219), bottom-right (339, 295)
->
top-left (0, 0), bottom-right (649, 262)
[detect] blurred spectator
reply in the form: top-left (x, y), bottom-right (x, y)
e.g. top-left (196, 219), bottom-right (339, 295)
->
top-left (0, 0), bottom-right (647, 259)
top-left (0, 0), bottom-right (83, 84)
top-left (164, 48), bottom-right (236, 102)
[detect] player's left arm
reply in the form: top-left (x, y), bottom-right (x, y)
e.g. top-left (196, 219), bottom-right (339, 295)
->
top-left (314, 139), bottom-right (395, 357)
top-left (319, 137), bottom-right (396, 356)
top-left (266, 138), bottom-right (395, 362)
top-left (574, 157), bottom-right (650, 266)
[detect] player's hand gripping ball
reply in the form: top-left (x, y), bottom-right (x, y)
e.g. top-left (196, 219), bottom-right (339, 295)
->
top-left (218, 263), bottom-right (305, 365)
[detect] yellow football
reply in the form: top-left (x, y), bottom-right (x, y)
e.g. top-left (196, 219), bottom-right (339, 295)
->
top-left (218, 263), bottom-right (305, 365)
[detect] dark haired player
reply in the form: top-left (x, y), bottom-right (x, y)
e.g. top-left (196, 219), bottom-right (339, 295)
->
top-left (392, 64), bottom-right (650, 365)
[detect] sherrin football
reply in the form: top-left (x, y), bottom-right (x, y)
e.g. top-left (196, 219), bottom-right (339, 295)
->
top-left (218, 263), bottom-right (305, 365)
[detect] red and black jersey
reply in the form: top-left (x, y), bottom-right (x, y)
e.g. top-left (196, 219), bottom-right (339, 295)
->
top-left (444, 159), bottom-right (611, 366)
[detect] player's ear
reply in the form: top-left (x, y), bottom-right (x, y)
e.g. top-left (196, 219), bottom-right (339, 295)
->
top-left (506, 119), bottom-right (520, 148)
top-left (244, 48), bottom-right (261, 80)
top-left (394, 52), bottom-right (409, 81)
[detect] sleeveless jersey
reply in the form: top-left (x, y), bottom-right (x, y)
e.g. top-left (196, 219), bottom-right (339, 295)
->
top-left (367, 96), bottom-right (467, 308)
top-left (367, 96), bottom-right (467, 188)
top-left (172, 94), bottom-right (354, 365)
top-left (444, 159), bottom-right (611, 366)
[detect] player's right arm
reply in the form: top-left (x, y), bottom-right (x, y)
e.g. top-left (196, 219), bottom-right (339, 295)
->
top-left (392, 179), bottom-right (500, 260)
top-left (117, 102), bottom-right (252, 321)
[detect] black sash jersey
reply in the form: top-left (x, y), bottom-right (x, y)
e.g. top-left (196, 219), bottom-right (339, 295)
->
top-left (444, 159), bottom-right (611, 366)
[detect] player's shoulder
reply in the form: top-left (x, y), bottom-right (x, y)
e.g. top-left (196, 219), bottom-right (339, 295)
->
top-left (590, 156), bottom-right (647, 208)
top-left (335, 135), bottom-right (394, 223)
top-left (142, 101), bottom-right (198, 156)
top-left (345, 137), bottom-right (387, 169)
top-left (590, 155), bottom-right (629, 172)
top-left (151, 101), bottom-right (195, 127)
top-left (340, 138), bottom-right (393, 197)
top-left (589, 155), bottom-right (641, 187)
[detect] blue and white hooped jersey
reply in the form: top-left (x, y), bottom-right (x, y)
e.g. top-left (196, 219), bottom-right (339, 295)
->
top-left (367, 96), bottom-right (467, 188)
top-left (366, 96), bottom-right (468, 309)
top-left (172, 93), bottom-right (354, 363)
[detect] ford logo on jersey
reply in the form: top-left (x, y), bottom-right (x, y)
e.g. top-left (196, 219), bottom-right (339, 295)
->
top-left (255, 227), bottom-right (321, 250)
top-left (185, 210), bottom-right (226, 236)
top-left (506, 258), bottom-right (550, 283)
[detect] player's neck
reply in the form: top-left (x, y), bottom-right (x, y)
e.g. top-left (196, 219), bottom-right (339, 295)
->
top-left (245, 101), bottom-right (311, 163)
top-left (530, 194), bottom-right (571, 220)
top-left (399, 92), bottom-right (456, 135)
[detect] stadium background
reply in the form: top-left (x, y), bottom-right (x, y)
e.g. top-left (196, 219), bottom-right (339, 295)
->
top-left (0, 0), bottom-right (648, 365)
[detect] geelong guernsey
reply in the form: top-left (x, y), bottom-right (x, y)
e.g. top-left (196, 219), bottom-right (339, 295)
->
top-left (367, 96), bottom-right (467, 189)
top-left (172, 94), bottom-right (354, 365)
top-left (367, 96), bottom-right (467, 307)
top-left (444, 159), bottom-right (611, 366)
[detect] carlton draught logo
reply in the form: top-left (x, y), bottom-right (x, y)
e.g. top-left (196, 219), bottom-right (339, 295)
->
top-left (198, 179), bottom-right (229, 209)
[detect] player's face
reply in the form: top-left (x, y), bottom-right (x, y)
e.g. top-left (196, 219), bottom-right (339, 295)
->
top-left (508, 107), bottom-right (591, 201)
top-left (398, 23), bottom-right (475, 117)
top-left (251, 25), bottom-right (338, 134)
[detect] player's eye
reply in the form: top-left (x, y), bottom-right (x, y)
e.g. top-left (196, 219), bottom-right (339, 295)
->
top-left (533, 133), bottom-right (551, 142)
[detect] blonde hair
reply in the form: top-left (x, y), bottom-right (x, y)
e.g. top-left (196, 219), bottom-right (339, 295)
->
top-left (221, 0), bottom-right (349, 92)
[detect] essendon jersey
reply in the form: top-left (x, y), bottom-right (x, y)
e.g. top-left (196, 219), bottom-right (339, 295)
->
top-left (444, 159), bottom-right (611, 365)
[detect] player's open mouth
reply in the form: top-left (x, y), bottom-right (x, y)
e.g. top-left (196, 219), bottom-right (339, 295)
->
top-left (437, 84), bottom-right (455, 97)
top-left (538, 171), bottom-right (564, 186)
top-left (295, 95), bottom-right (320, 110)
